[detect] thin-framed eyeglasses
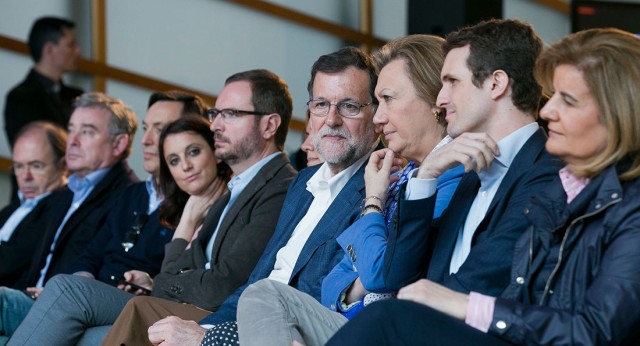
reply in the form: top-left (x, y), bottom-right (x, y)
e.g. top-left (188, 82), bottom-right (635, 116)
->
top-left (206, 108), bottom-right (270, 124)
top-left (12, 161), bottom-right (52, 175)
top-left (306, 99), bottom-right (371, 118)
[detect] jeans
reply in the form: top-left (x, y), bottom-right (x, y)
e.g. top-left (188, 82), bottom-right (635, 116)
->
top-left (7, 274), bottom-right (133, 346)
top-left (0, 287), bottom-right (34, 338)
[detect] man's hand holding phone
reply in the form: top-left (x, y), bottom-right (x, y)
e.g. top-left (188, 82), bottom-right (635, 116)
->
top-left (112, 270), bottom-right (153, 295)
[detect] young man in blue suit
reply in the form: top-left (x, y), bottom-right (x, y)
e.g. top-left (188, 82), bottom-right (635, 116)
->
top-left (326, 19), bottom-right (564, 345)
top-left (143, 47), bottom-right (381, 346)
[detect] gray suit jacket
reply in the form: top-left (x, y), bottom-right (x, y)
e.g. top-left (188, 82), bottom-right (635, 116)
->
top-left (152, 153), bottom-right (296, 311)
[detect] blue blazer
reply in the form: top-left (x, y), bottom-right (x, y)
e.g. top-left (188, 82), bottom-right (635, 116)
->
top-left (15, 160), bottom-right (139, 289)
top-left (200, 161), bottom-right (367, 325)
top-left (383, 128), bottom-right (563, 297)
top-left (321, 165), bottom-right (464, 312)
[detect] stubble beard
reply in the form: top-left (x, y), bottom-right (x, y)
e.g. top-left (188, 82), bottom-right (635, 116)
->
top-left (313, 126), bottom-right (373, 171)
top-left (215, 128), bottom-right (261, 167)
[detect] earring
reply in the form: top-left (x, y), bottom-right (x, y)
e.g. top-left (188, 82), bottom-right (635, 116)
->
top-left (432, 109), bottom-right (442, 122)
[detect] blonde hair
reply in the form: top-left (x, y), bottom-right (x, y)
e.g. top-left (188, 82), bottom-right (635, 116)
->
top-left (536, 28), bottom-right (640, 180)
top-left (372, 34), bottom-right (447, 136)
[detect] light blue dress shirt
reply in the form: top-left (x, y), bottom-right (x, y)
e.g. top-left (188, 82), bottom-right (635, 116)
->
top-left (204, 153), bottom-right (280, 268)
top-left (0, 191), bottom-right (52, 243)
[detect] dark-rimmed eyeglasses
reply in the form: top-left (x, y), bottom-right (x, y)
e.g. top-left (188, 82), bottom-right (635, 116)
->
top-left (206, 108), bottom-right (270, 124)
top-left (306, 99), bottom-right (371, 118)
top-left (121, 212), bottom-right (149, 252)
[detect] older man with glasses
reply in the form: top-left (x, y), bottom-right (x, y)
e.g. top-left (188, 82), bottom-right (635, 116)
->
top-left (0, 122), bottom-right (67, 289)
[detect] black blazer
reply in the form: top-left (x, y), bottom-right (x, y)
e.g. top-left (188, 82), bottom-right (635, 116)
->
top-left (152, 153), bottom-right (297, 311)
top-left (14, 160), bottom-right (139, 289)
top-left (0, 191), bottom-right (60, 287)
top-left (383, 128), bottom-right (564, 297)
top-left (4, 69), bottom-right (83, 146)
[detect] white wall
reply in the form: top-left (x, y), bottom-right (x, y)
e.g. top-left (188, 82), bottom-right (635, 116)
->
top-left (504, 0), bottom-right (570, 45)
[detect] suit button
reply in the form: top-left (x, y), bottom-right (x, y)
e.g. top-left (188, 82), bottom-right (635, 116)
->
top-left (523, 208), bottom-right (529, 215)
top-left (496, 321), bottom-right (507, 329)
top-left (516, 277), bottom-right (525, 285)
top-left (346, 245), bottom-right (353, 252)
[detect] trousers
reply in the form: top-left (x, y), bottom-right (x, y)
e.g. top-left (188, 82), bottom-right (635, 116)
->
top-left (237, 279), bottom-right (347, 346)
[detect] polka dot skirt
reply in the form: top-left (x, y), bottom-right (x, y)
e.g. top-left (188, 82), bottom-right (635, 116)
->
top-left (200, 321), bottom-right (239, 346)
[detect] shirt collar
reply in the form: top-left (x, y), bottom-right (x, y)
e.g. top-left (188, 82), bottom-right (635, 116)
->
top-left (477, 122), bottom-right (538, 184)
top-left (145, 175), bottom-right (160, 199)
top-left (306, 153), bottom-right (368, 199)
top-left (227, 152), bottom-right (280, 192)
top-left (18, 190), bottom-right (52, 207)
top-left (68, 167), bottom-right (110, 194)
top-left (493, 122), bottom-right (539, 168)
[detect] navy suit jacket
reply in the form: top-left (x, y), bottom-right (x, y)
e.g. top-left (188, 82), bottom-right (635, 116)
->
top-left (14, 161), bottom-right (138, 289)
top-left (200, 161), bottom-right (367, 324)
top-left (71, 182), bottom-right (174, 284)
top-left (383, 128), bottom-right (563, 297)
top-left (0, 192), bottom-right (60, 287)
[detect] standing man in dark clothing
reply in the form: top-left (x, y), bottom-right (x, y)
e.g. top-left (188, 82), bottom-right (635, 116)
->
top-left (4, 16), bottom-right (82, 147)
top-left (3, 16), bottom-right (82, 204)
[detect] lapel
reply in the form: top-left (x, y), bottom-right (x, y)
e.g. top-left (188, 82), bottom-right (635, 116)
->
top-left (427, 171), bottom-right (480, 281)
top-left (427, 128), bottom-right (548, 281)
top-left (210, 153), bottom-right (288, 260)
top-left (289, 162), bottom-right (366, 280)
top-left (193, 192), bottom-right (230, 259)
top-left (54, 161), bottom-right (132, 246)
top-left (483, 128), bottom-right (547, 220)
top-left (249, 166), bottom-right (317, 279)
top-left (0, 202), bottom-right (20, 225)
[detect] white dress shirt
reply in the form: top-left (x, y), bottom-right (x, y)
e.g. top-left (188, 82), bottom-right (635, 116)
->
top-left (268, 155), bottom-right (368, 284)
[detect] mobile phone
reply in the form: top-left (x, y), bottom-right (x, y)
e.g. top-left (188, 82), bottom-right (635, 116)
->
top-left (110, 275), bottom-right (152, 295)
top-left (21, 289), bottom-right (37, 300)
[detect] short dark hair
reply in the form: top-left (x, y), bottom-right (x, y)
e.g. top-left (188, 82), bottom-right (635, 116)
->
top-left (225, 69), bottom-right (292, 150)
top-left (157, 115), bottom-right (232, 228)
top-left (307, 47), bottom-right (378, 105)
top-left (148, 90), bottom-right (209, 118)
top-left (14, 121), bottom-right (67, 164)
top-left (443, 19), bottom-right (543, 115)
top-left (28, 16), bottom-right (75, 63)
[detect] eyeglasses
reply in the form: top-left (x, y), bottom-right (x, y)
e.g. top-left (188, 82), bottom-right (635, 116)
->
top-left (206, 108), bottom-right (270, 124)
top-left (306, 99), bottom-right (371, 118)
top-left (12, 161), bottom-right (52, 175)
top-left (121, 212), bottom-right (149, 252)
